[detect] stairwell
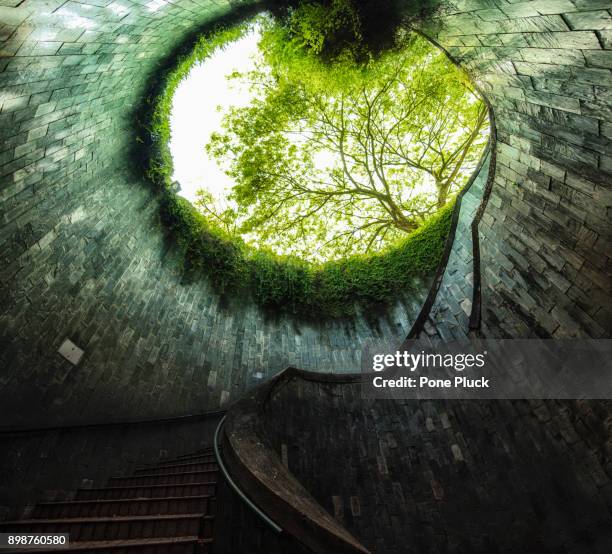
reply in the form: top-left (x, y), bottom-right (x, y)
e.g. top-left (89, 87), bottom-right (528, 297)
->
top-left (0, 449), bottom-right (218, 553)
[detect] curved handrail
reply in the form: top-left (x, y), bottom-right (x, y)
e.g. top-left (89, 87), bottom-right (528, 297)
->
top-left (405, 140), bottom-right (493, 340)
top-left (219, 367), bottom-right (370, 554)
top-left (468, 109), bottom-right (498, 331)
top-left (213, 414), bottom-right (283, 534)
top-left (409, 29), bottom-right (499, 338)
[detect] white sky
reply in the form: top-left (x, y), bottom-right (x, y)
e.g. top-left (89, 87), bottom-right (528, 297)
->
top-left (169, 24), bottom-right (263, 203)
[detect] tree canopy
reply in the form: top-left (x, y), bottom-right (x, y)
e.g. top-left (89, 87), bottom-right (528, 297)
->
top-left (145, 3), bottom-right (490, 319)
top-left (199, 16), bottom-right (488, 262)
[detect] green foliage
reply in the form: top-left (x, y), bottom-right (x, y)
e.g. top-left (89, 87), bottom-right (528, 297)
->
top-left (208, 24), bottom-right (488, 262)
top-left (159, 188), bottom-right (454, 318)
top-left (285, 0), bottom-right (362, 61)
top-left (268, 0), bottom-right (406, 62)
top-left (147, 8), bottom-right (471, 320)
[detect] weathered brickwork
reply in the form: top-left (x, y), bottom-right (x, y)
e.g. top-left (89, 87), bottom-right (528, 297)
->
top-left (0, 1), bottom-right (422, 427)
top-left (421, 152), bottom-right (492, 340)
top-left (264, 375), bottom-right (612, 553)
top-left (0, 0), bottom-right (610, 430)
top-left (417, 0), bottom-right (612, 338)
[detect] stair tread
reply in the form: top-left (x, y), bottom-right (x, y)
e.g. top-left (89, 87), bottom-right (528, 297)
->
top-left (110, 470), bottom-right (217, 480)
top-left (79, 481), bottom-right (217, 492)
top-left (176, 448), bottom-right (213, 456)
top-left (146, 452), bottom-right (215, 462)
top-left (170, 452), bottom-right (214, 462)
top-left (1, 513), bottom-right (213, 525)
top-left (157, 453), bottom-right (214, 460)
top-left (135, 461), bottom-right (216, 473)
top-left (13, 535), bottom-right (213, 552)
top-left (8, 449), bottom-right (218, 551)
top-left (147, 455), bottom-right (215, 467)
top-left (36, 495), bottom-right (214, 507)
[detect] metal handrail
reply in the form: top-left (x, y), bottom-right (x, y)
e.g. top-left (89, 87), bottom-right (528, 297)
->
top-left (213, 415), bottom-right (283, 534)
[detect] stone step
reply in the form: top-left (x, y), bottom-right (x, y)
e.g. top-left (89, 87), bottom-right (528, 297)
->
top-left (137, 454), bottom-right (216, 470)
top-left (0, 514), bottom-right (214, 543)
top-left (32, 496), bottom-right (215, 519)
top-left (133, 462), bottom-right (217, 477)
top-left (173, 449), bottom-right (214, 461)
top-left (75, 483), bottom-right (216, 501)
top-left (108, 471), bottom-right (217, 488)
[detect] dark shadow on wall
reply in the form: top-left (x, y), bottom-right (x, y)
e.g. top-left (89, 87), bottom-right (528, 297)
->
top-left (258, 371), bottom-right (612, 553)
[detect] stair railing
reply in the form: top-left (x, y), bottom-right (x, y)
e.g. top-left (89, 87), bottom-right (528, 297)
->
top-left (213, 415), bottom-right (283, 534)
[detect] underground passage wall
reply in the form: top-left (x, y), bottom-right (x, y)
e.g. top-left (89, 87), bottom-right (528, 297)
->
top-left (0, 0), bottom-right (611, 430)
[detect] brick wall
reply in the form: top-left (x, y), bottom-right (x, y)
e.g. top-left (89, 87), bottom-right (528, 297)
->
top-left (0, 0), bottom-right (422, 427)
top-left (262, 373), bottom-right (612, 552)
top-left (0, 0), bottom-right (610, 427)
top-left (415, 0), bottom-right (611, 338)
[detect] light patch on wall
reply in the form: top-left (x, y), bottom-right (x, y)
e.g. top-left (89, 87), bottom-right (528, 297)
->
top-left (30, 29), bottom-right (60, 41)
top-left (68, 206), bottom-right (87, 223)
top-left (54, 9), bottom-right (97, 30)
top-left (58, 338), bottom-right (84, 365)
top-left (108, 2), bottom-right (130, 18)
top-left (145, 0), bottom-right (167, 13)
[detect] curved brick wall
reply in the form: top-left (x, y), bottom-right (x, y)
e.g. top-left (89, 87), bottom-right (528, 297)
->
top-left (0, 0), bottom-right (422, 427)
top-left (258, 371), bottom-right (612, 553)
top-left (0, 0), bottom-right (610, 426)
top-left (422, 1), bottom-right (611, 339)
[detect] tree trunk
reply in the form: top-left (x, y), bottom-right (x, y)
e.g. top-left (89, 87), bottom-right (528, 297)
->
top-left (436, 180), bottom-right (450, 209)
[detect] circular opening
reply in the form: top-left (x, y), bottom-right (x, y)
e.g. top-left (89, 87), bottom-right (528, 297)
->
top-left (147, 4), bottom-right (490, 318)
top-left (169, 15), bottom-right (488, 264)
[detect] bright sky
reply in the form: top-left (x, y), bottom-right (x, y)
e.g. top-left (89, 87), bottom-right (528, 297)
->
top-left (169, 24), bottom-right (263, 203)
